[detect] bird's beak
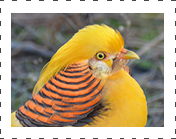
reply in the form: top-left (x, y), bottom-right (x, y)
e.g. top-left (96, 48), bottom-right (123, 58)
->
top-left (111, 48), bottom-right (139, 75)
top-left (104, 48), bottom-right (139, 71)
top-left (117, 48), bottom-right (140, 60)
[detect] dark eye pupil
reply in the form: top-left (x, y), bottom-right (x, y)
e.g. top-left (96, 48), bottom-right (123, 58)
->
top-left (99, 54), bottom-right (103, 58)
top-left (96, 52), bottom-right (106, 60)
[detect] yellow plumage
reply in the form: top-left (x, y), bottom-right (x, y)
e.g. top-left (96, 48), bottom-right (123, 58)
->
top-left (33, 24), bottom-right (124, 94)
top-left (11, 111), bottom-right (22, 127)
top-left (85, 69), bottom-right (147, 127)
top-left (12, 24), bottom-right (147, 127)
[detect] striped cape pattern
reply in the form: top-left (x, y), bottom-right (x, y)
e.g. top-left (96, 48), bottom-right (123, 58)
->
top-left (16, 62), bottom-right (104, 127)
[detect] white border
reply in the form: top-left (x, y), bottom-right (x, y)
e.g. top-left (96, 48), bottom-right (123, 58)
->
top-left (0, 0), bottom-right (172, 139)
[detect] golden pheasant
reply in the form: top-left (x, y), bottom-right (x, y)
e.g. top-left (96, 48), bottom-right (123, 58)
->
top-left (11, 24), bottom-right (147, 127)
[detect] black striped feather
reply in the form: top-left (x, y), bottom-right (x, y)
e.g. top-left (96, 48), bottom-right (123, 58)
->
top-left (16, 62), bottom-right (104, 127)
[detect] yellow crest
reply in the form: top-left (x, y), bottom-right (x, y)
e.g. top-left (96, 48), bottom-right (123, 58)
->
top-left (33, 24), bottom-right (124, 94)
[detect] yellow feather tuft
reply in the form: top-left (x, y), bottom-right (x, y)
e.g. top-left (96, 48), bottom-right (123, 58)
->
top-left (33, 24), bottom-right (124, 94)
top-left (11, 111), bottom-right (23, 127)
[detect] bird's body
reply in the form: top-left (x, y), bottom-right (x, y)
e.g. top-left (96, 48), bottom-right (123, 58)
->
top-left (11, 24), bottom-right (147, 127)
top-left (85, 69), bottom-right (147, 127)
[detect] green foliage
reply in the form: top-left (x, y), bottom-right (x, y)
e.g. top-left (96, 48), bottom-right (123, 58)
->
top-left (141, 29), bottom-right (158, 41)
top-left (33, 37), bottom-right (43, 45)
top-left (138, 60), bottom-right (153, 70)
top-left (109, 18), bottom-right (123, 28)
top-left (15, 26), bottom-right (23, 34)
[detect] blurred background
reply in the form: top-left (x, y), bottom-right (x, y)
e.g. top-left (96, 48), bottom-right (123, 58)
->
top-left (11, 13), bottom-right (164, 127)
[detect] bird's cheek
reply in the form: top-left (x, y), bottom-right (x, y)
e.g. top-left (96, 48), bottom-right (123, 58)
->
top-left (111, 59), bottom-right (129, 75)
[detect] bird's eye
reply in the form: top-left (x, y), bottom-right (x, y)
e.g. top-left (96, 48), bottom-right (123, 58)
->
top-left (96, 52), bottom-right (106, 60)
